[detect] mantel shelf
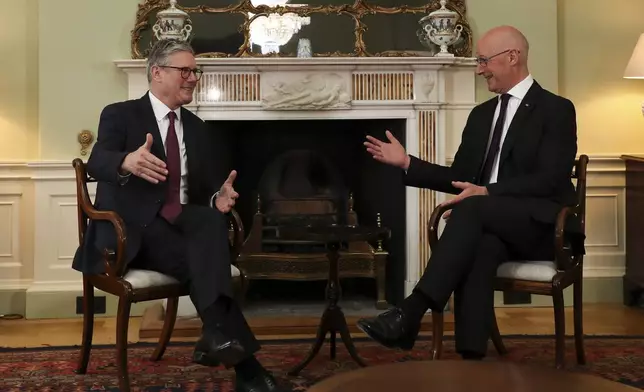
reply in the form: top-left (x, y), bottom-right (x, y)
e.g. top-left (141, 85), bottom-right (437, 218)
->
top-left (114, 56), bottom-right (477, 70)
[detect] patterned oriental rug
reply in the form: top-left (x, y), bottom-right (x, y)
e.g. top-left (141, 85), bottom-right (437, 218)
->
top-left (1, 336), bottom-right (643, 391)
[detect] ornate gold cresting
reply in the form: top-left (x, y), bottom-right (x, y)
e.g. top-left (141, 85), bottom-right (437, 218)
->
top-left (131, 0), bottom-right (471, 59)
top-left (77, 130), bottom-right (94, 156)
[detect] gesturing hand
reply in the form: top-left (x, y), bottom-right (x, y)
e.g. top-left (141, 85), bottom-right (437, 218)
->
top-left (121, 133), bottom-right (168, 184)
top-left (364, 130), bottom-right (411, 170)
top-left (440, 181), bottom-right (489, 209)
top-left (215, 170), bottom-right (240, 213)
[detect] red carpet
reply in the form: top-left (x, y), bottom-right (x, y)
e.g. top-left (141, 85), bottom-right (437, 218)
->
top-left (1, 336), bottom-right (643, 391)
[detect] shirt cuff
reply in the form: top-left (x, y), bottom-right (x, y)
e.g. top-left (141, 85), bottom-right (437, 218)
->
top-left (117, 171), bottom-right (131, 186)
top-left (209, 191), bottom-right (220, 208)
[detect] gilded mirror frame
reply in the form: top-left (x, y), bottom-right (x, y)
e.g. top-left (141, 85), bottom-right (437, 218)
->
top-left (131, 0), bottom-right (472, 59)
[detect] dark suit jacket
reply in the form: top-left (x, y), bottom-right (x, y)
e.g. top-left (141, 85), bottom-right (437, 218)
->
top-left (72, 92), bottom-right (221, 275)
top-left (404, 81), bottom-right (583, 243)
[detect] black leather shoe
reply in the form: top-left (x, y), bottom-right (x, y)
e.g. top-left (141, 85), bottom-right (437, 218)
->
top-left (236, 370), bottom-right (292, 392)
top-left (356, 307), bottom-right (417, 350)
top-left (192, 330), bottom-right (247, 368)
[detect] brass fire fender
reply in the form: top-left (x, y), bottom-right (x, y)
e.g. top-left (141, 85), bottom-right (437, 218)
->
top-left (131, 0), bottom-right (472, 59)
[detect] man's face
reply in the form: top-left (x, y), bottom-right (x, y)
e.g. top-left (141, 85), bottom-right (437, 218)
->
top-left (475, 42), bottom-right (513, 94)
top-left (153, 51), bottom-right (199, 108)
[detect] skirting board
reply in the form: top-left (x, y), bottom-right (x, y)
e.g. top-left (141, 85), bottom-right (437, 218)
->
top-left (138, 302), bottom-right (454, 339)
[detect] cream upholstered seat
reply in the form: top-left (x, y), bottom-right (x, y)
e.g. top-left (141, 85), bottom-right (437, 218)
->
top-left (496, 261), bottom-right (557, 282)
top-left (123, 265), bottom-right (241, 289)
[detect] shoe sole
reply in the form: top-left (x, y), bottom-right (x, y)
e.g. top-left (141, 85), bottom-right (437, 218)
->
top-left (356, 320), bottom-right (414, 351)
top-left (192, 342), bottom-right (247, 368)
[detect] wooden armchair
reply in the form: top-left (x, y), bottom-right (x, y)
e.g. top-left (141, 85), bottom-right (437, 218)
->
top-left (71, 158), bottom-right (247, 392)
top-left (428, 155), bottom-right (588, 369)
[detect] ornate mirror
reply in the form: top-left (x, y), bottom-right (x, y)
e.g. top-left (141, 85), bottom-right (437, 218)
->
top-left (130, 0), bottom-right (472, 58)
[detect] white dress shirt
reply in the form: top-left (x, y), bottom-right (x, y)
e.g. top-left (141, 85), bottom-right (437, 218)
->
top-left (148, 92), bottom-right (189, 204)
top-left (484, 74), bottom-right (534, 184)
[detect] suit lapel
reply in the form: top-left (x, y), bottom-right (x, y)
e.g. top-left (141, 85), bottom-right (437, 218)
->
top-left (497, 82), bottom-right (541, 167)
top-left (139, 93), bottom-right (167, 162)
top-left (180, 107), bottom-right (199, 179)
top-left (473, 99), bottom-right (498, 182)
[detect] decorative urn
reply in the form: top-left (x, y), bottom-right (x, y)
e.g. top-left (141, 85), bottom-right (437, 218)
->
top-left (418, 0), bottom-right (463, 57)
top-left (152, 0), bottom-right (193, 41)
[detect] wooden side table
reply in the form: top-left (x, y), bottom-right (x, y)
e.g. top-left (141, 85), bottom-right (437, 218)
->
top-left (306, 360), bottom-right (640, 392)
top-left (277, 224), bottom-right (391, 375)
top-left (621, 155), bottom-right (644, 306)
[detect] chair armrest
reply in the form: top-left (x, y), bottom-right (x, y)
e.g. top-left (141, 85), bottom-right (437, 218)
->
top-left (428, 204), bottom-right (453, 251)
top-left (79, 200), bottom-right (127, 278)
top-left (226, 208), bottom-right (245, 265)
top-left (554, 205), bottom-right (582, 271)
top-left (73, 159), bottom-right (127, 277)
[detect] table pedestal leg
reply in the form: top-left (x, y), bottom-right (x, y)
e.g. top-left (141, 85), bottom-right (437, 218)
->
top-left (288, 242), bottom-right (367, 376)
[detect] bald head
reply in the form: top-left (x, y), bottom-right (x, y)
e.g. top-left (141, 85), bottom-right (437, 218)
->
top-left (479, 25), bottom-right (529, 64)
top-left (475, 25), bottom-right (530, 94)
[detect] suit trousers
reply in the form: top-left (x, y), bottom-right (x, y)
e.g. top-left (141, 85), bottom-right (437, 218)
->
top-left (416, 195), bottom-right (555, 355)
top-left (129, 204), bottom-right (260, 354)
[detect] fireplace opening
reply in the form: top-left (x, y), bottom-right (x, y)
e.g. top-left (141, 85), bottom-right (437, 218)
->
top-left (204, 118), bottom-right (407, 315)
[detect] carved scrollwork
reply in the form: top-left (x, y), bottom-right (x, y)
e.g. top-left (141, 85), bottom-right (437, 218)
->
top-left (131, 0), bottom-right (472, 59)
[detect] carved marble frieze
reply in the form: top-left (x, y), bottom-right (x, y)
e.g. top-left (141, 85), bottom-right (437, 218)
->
top-left (261, 73), bottom-right (352, 110)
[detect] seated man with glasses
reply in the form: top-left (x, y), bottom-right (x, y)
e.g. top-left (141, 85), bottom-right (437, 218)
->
top-left (359, 25), bottom-right (582, 360)
top-left (72, 39), bottom-right (290, 392)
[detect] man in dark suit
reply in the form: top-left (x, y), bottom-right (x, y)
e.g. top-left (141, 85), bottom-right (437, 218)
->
top-left (72, 39), bottom-right (289, 392)
top-left (357, 26), bottom-right (580, 359)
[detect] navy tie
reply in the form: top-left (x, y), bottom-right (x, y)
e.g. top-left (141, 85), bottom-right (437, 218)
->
top-left (479, 93), bottom-right (511, 185)
top-left (160, 111), bottom-right (182, 222)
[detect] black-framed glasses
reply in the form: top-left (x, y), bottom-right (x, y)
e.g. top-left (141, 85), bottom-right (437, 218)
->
top-left (475, 49), bottom-right (518, 66)
top-left (159, 65), bottom-right (203, 81)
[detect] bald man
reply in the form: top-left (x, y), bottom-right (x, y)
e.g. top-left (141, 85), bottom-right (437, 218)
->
top-left (358, 26), bottom-right (582, 359)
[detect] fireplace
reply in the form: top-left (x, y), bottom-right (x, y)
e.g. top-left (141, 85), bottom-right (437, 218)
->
top-left (206, 119), bottom-right (407, 309)
top-left (115, 56), bottom-right (477, 318)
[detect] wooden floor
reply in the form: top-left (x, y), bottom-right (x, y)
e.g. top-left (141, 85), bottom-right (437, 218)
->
top-left (1, 304), bottom-right (643, 349)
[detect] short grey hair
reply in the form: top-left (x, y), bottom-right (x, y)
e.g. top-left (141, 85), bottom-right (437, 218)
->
top-left (146, 39), bottom-right (195, 83)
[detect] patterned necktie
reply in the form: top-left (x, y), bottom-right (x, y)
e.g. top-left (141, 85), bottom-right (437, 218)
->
top-left (479, 93), bottom-right (511, 185)
top-left (160, 111), bottom-right (182, 222)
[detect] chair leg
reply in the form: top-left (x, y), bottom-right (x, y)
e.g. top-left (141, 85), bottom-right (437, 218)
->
top-left (430, 311), bottom-right (444, 360)
top-left (116, 298), bottom-right (133, 392)
top-left (375, 255), bottom-right (388, 310)
top-left (573, 275), bottom-right (586, 365)
top-left (552, 288), bottom-right (566, 369)
top-left (239, 273), bottom-right (249, 308)
top-left (151, 297), bottom-right (178, 361)
top-left (490, 306), bottom-right (508, 355)
top-left (75, 276), bottom-right (95, 374)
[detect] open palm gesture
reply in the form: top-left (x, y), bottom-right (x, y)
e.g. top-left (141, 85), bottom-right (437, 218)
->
top-left (215, 170), bottom-right (239, 213)
top-left (364, 130), bottom-right (410, 170)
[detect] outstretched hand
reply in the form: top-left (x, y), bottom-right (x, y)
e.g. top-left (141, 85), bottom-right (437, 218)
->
top-left (364, 130), bottom-right (411, 170)
top-left (120, 133), bottom-right (168, 183)
top-left (215, 170), bottom-right (239, 213)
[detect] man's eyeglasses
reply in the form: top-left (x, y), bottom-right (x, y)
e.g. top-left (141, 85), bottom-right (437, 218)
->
top-left (159, 65), bottom-right (203, 81)
top-left (475, 49), bottom-right (518, 66)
